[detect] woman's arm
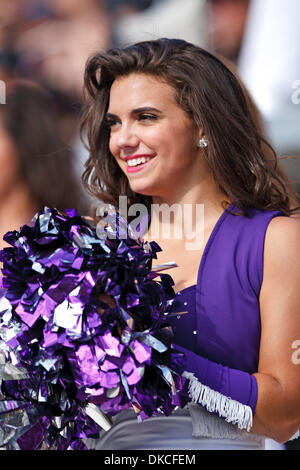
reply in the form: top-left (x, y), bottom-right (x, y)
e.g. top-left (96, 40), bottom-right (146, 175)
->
top-left (250, 216), bottom-right (300, 443)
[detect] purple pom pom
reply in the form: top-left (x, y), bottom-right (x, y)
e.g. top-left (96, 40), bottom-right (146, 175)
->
top-left (0, 207), bottom-right (188, 449)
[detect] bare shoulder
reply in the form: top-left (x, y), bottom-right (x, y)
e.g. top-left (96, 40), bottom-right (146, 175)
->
top-left (264, 216), bottom-right (300, 271)
top-left (265, 215), bottom-right (300, 244)
top-left (259, 216), bottom-right (300, 340)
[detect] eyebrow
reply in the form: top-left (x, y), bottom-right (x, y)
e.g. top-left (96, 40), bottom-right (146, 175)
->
top-left (105, 106), bottom-right (163, 119)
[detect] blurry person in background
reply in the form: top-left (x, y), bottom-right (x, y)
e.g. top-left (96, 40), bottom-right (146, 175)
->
top-left (112, 0), bottom-right (208, 49)
top-left (207, 0), bottom-right (250, 63)
top-left (107, 0), bottom-right (155, 16)
top-left (238, 0), bottom-right (300, 195)
top-left (0, 0), bottom-right (23, 83)
top-left (106, 0), bottom-right (155, 46)
top-left (219, 56), bottom-right (300, 214)
top-left (0, 80), bottom-right (89, 250)
top-left (15, 0), bottom-right (112, 101)
top-left (0, 39), bottom-right (18, 85)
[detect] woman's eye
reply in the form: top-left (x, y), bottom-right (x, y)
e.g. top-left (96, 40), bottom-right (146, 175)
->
top-left (105, 118), bottom-right (119, 128)
top-left (138, 114), bottom-right (157, 121)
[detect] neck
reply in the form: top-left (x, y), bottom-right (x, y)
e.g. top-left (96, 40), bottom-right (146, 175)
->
top-left (151, 173), bottom-right (229, 228)
top-left (142, 177), bottom-right (229, 247)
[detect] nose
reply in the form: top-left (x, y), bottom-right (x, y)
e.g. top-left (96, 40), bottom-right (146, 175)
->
top-left (114, 123), bottom-right (139, 151)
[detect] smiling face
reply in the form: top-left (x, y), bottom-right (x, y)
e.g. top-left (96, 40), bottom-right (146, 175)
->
top-left (106, 73), bottom-right (204, 199)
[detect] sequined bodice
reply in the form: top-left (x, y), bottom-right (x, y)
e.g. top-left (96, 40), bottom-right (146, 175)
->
top-left (167, 285), bottom-right (197, 351)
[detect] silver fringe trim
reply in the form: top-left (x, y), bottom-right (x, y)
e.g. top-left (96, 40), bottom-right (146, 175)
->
top-left (183, 371), bottom-right (253, 432)
top-left (289, 430), bottom-right (300, 440)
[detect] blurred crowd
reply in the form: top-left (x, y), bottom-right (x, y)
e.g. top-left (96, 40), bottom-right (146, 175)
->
top-left (0, 0), bottom-right (299, 450)
top-left (0, 0), bottom-right (299, 226)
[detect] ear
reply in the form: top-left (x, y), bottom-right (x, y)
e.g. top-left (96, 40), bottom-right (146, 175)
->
top-left (196, 128), bottom-right (208, 148)
top-left (197, 136), bottom-right (208, 148)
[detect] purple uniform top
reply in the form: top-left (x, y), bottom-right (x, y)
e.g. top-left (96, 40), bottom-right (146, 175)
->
top-left (168, 202), bottom-right (285, 375)
top-left (84, 203), bottom-right (287, 450)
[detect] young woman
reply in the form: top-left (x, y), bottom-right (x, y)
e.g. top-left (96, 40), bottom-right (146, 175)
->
top-left (81, 38), bottom-right (300, 450)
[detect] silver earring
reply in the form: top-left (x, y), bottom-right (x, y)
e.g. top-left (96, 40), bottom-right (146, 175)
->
top-left (198, 137), bottom-right (208, 148)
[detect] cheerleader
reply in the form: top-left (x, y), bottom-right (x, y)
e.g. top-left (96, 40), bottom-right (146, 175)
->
top-left (81, 38), bottom-right (300, 450)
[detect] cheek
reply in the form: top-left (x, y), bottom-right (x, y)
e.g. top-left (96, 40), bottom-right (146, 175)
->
top-left (109, 142), bottom-right (115, 158)
top-left (107, 136), bottom-right (125, 174)
top-left (158, 133), bottom-right (192, 162)
top-left (108, 133), bottom-right (118, 158)
top-left (155, 119), bottom-right (195, 153)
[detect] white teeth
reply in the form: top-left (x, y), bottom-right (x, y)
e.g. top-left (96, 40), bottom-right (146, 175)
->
top-left (127, 156), bottom-right (152, 167)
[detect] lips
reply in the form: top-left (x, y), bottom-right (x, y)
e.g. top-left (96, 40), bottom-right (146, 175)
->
top-left (124, 154), bottom-right (156, 173)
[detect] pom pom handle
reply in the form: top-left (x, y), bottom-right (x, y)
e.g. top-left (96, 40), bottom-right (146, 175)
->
top-left (85, 404), bottom-right (113, 431)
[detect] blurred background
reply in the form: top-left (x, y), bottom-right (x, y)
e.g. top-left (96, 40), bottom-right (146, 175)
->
top-left (0, 0), bottom-right (299, 450)
top-left (0, 0), bottom-right (299, 223)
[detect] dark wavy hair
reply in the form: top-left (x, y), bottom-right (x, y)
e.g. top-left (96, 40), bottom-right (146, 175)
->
top-left (80, 38), bottom-right (300, 216)
top-left (0, 80), bottom-right (88, 214)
